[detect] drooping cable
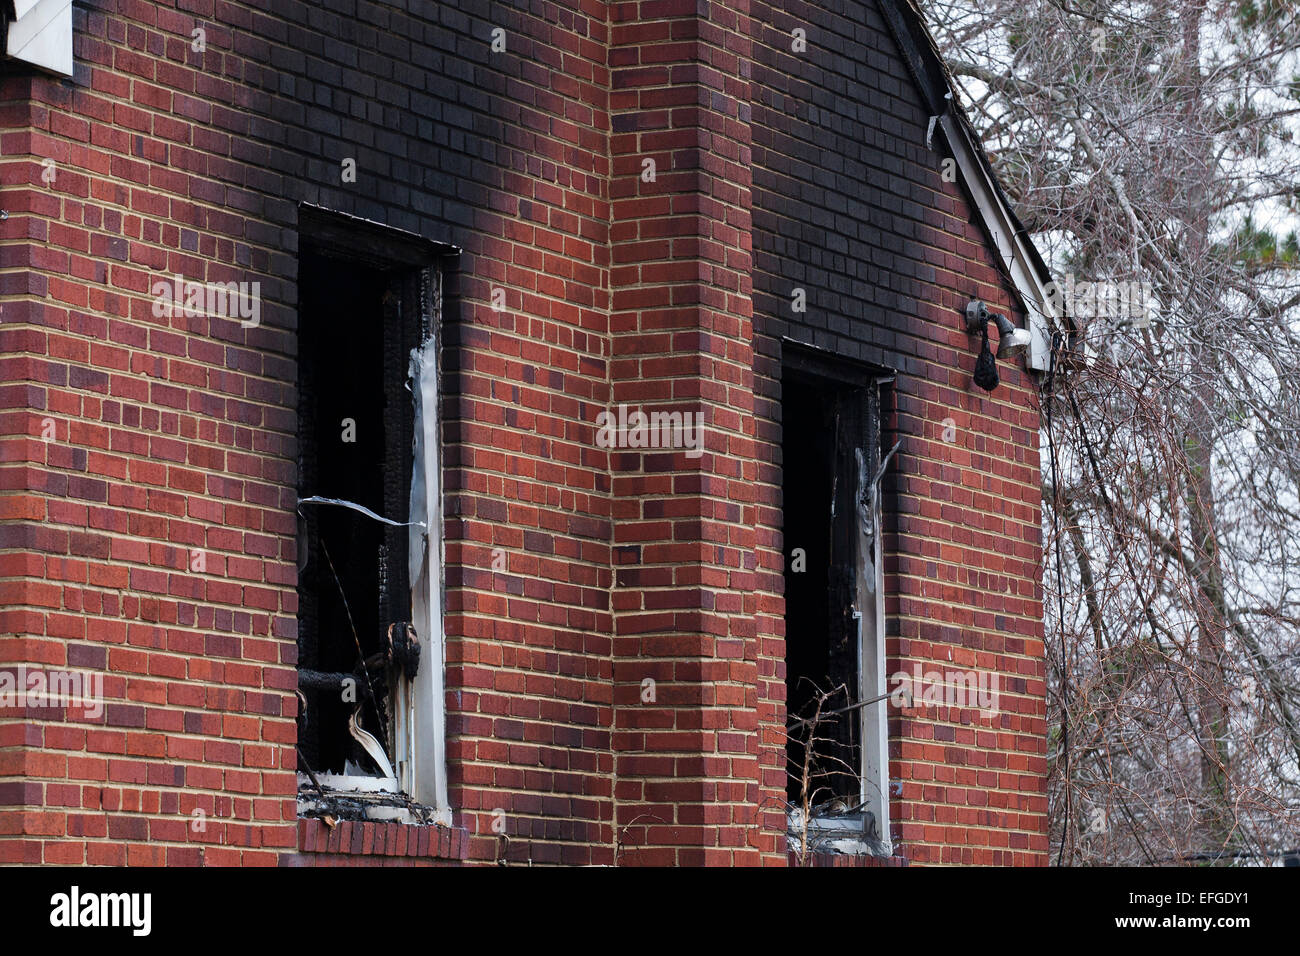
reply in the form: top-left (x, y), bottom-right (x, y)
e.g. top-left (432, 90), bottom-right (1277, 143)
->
top-left (1044, 331), bottom-right (1072, 865)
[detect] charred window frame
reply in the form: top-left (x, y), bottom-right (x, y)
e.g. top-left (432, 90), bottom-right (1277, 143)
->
top-left (294, 206), bottom-right (457, 823)
top-left (782, 343), bottom-right (894, 856)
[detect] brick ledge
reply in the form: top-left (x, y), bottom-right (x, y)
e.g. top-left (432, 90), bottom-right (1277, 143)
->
top-left (294, 818), bottom-right (468, 861)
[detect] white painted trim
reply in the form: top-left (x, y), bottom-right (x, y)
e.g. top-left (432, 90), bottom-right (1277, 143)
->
top-left (856, 422), bottom-right (891, 854)
top-left (939, 113), bottom-right (1056, 371)
top-left (404, 336), bottom-right (449, 814)
top-left (859, 505), bottom-right (890, 851)
top-left (6, 0), bottom-right (73, 77)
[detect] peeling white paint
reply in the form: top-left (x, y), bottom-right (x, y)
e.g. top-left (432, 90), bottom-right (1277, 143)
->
top-left (400, 336), bottom-right (449, 818)
top-left (854, 427), bottom-right (891, 855)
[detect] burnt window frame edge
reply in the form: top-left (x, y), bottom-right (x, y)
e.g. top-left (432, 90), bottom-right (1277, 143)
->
top-left (297, 203), bottom-right (462, 269)
top-left (781, 338), bottom-right (896, 858)
top-left (294, 205), bottom-right (459, 825)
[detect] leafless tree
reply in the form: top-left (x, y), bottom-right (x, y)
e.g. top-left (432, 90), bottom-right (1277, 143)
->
top-left (785, 681), bottom-right (861, 865)
top-left (919, 0), bottom-right (1300, 864)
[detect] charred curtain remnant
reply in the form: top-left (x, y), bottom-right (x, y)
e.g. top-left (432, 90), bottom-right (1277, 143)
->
top-left (782, 348), bottom-right (892, 849)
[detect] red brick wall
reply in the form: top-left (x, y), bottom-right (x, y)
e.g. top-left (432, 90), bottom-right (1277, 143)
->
top-left (0, 0), bottom-right (1046, 866)
top-left (749, 0), bottom-right (1048, 864)
top-left (0, 0), bottom-right (618, 867)
top-left (607, 0), bottom-right (776, 866)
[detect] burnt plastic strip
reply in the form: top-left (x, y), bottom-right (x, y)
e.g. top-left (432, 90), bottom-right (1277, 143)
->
top-left (298, 495), bottom-right (426, 529)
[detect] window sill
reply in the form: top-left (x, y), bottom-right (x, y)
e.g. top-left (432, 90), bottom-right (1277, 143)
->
top-left (297, 774), bottom-right (453, 827)
top-left (789, 833), bottom-right (894, 858)
top-left (787, 810), bottom-right (893, 858)
top-left (295, 818), bottom-right (468, 861)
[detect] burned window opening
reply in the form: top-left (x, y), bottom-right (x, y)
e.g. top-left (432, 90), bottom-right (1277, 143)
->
top-left (784, 377), bottom-right (863, 807)
top-left (782, 350), bottom-right (892, 855)
top-left (296, 251), bottom-right (419, 780)
top-left (292, 227), bottom-right (453, 829)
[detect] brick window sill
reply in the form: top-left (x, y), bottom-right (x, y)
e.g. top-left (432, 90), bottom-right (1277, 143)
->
top-left (296, 818), bottom-right (468, 861)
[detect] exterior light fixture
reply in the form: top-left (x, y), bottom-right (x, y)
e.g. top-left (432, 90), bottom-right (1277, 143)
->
top-left (965, 299), bottom-right (1032, 391)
